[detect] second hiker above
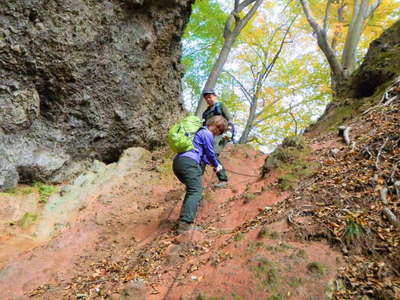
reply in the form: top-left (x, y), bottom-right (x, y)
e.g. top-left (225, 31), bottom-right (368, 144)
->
top-left (201, 88), bottom-right (236, 188)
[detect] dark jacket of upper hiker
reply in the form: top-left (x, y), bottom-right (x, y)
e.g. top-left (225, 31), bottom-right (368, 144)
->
top-left (201, 89), bottom-right (235, 138)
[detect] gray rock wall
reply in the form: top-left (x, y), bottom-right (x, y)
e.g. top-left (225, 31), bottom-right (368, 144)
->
top-left (0, 0), bottom-right (193, 189)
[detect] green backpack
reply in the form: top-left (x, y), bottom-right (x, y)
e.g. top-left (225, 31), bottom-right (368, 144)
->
top-left (168, 115), bottom-right (203, 153)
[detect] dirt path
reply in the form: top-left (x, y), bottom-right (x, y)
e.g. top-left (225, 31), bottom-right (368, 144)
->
top-left (0, 145), bottom-right (341, 300)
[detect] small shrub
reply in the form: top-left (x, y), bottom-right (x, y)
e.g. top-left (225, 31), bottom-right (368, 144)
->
top-left (343, 217), bottom-right (363, 245)
top-left (281, 136), bottom-right (304, 149)
top-left (262, 136), bottom-right (306, 175)
top-left (34, 182), bottom-right (57, 203)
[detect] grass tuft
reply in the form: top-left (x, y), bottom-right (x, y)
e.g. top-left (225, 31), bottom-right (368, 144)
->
top-left (253, 258), bottom-right (282, 288)
top-left (288, 277), bottom-right (303, 288)
top-left (234, 232), bottom-right (244, 242)
top-left (17, 212), bottom-right (38, 229)
top-left (243, 192), bottom-right (255, 203)
top-left (266, 294), bottom-right (284, 300)
top-left (307, 262), bottom-right (326, 275)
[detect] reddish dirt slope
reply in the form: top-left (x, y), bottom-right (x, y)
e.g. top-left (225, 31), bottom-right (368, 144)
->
top-left (0, 145), bottom-right (341, 300)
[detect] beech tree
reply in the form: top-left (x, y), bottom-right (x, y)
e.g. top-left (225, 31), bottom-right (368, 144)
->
top-left (194, 0), bottom-right (264, 117)
top-left (232, 19), bottom-right (296, 144)
top-left (220, 0), bottom-right (332, 148)
top-left (182, 0), bottom-right (227, 111)
top-left (298, 0), bottom-right (398, 93)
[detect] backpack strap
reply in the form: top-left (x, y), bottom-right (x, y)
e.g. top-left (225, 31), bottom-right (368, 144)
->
top-left (215, 102), bottom-right (223, 116)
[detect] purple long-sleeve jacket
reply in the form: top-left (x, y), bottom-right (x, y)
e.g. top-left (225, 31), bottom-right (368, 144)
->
top-left (176, 126), bottom-right (219, 168)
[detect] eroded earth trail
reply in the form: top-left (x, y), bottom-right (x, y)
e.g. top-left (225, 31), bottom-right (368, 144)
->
top-left (0, 145), bottom-right (340, 300)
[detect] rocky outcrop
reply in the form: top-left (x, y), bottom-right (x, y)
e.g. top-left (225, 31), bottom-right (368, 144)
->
top-left (0, 0), bottom-right (193, 189)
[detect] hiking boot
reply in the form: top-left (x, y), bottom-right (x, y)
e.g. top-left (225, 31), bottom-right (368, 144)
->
top-left (177, 221), bottom-right (201, 234)
top-left (214, 181), bottom-right (228, 188)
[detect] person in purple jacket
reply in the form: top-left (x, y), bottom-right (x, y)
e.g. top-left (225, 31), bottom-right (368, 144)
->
top-left (173, 115), bottom-right (229, 234)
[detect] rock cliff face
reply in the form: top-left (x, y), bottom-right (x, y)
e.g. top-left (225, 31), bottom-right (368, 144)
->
top-left (0, 0), bottom-right (193, 189)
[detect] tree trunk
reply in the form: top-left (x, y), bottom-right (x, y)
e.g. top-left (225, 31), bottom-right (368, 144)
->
top-left (300, 0), bottom-right (381, 93)
top-left (239, 96), bottom-right (258, 144)
top-left (194, 0), bottom-right (263, 117)
top-left (299, 0), bottom-right (344, 84)
top-left (341, 0), bottom-right (369, 77)
top-left (194, 35), bottom-right (235, 116)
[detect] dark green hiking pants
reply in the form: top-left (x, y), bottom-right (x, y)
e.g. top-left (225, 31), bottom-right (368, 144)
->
top-left (173, 156), bottom-right (203, 224)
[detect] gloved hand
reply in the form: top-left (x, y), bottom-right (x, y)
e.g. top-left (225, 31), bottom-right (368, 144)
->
top-left (215, 164), bottom-right (223, 173)
top-left (223, 131), bottom-right (232, 141)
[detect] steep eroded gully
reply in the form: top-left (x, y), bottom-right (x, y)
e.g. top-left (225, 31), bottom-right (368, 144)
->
top-left (0, 145), bottom-right (341, 300)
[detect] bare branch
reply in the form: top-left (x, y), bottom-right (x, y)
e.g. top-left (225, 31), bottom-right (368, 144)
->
top-left (224, 71), bottom-right (253, 103)
top-left (338, 126), bottom-right (351, 145)
top-left (249, 63), bottom-right (257, 82)
top-left (382, 208), bottom-right (400, 229)
top-left (299, 0), bottom-right (321, 33)
top-left (195, 0), bottom-right (263, 116)
top-left (375, 137), bottom-right (389, 170)
top-left (299, 0), bottom-right (343, 78)
top-left (331, 2), bottom-right (346, 51)
top-left (395, 181), bottom-right (400, 200)
top-left (262, 17), bottom-right (296, 83)
top-left (237, 0), bottom-right (257, 13)
top-left (380, 187), bottom-right (388, 205)
top-left (323, 0), bottom-right (333, 32)
top-left (288, 105), bottom-right (298, 135)
top-left (184, 42), bottom-right (218, 57)
top-left (367, 0), bottom-right (381, 18)
top-left (250, 21), bottom-right (289, 77)
top-left (235, 0), bottom-right (263, 34)
top-left (254, 97), bottom-right (311, 124)
top-left (254, 98), bottom-right (282, 119)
